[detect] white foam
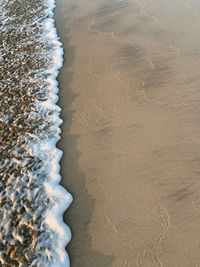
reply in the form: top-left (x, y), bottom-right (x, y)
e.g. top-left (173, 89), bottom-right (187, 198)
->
top-left (0, 0), bottom-right (72, 265)
top-left (39, 0), bottom-right (73, 266)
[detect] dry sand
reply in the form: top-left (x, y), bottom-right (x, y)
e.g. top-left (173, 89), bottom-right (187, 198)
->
top-left (55, 0), bottom-right (200, 266)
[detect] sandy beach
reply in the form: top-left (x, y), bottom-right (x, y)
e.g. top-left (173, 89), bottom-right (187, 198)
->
top-left (55, 0), bottom-right (200, 266)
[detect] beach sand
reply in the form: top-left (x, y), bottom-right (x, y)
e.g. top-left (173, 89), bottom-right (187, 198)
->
top-left (55, 0), bottom-right (200, 266)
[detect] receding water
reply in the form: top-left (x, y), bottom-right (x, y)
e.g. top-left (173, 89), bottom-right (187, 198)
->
top-left (0, 0), bottom-right (72, 266)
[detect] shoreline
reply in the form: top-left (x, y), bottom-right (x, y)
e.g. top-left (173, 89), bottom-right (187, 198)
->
top-left (55, 0), bottom-right (200, 266)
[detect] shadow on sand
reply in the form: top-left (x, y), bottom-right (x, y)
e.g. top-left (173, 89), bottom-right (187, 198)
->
top-left (55, 3), bottom-right (114, 267)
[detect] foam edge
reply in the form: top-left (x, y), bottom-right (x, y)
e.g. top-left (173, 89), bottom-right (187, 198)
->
top-left (43, 0), bottom-right (73, 266)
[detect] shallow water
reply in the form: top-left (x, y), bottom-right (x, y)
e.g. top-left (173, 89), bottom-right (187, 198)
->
top-left (0, 0), bottom-right (72, 266)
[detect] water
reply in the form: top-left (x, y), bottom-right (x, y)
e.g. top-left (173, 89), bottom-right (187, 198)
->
top-left (0, 0), bottom-right (72, 266)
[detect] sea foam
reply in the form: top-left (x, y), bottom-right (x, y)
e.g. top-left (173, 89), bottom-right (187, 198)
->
top-left (0, 0), bottom-right (72, 265)
top-left (39, 0), bottom-right (73, 266)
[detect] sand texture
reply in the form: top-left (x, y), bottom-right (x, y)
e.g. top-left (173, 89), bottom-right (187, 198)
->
top-left (55, 0), bottom-right (200, 266)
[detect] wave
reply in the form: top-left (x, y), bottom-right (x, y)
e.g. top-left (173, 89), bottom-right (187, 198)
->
top-left (0, 0), bottom-right (72, 266)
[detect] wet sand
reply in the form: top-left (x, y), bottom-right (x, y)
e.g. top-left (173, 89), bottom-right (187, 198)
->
top-left (55, 0), bottom-right (200, 266)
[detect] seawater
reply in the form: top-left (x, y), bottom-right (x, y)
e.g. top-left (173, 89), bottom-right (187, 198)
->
top-left (0, 0), bottom-right (72, 266)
